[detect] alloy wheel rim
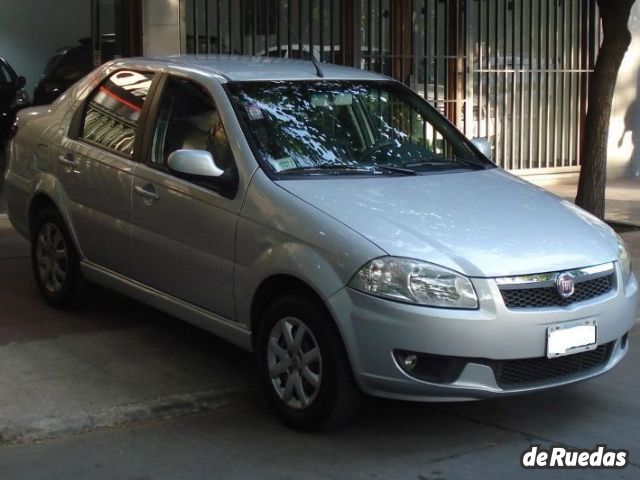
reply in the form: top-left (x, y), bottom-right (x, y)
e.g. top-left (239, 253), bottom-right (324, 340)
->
top-left (267, 316), bottom-right (323, 410)
top-left (36, 223), bottom-right (68, 293)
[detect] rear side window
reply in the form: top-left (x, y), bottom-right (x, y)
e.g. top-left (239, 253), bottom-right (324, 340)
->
top-left (80, 70), bottom-right (154, 157)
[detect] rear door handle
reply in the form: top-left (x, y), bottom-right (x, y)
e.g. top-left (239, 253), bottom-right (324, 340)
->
top-left (57, 153), bottom-right (77, 167)
top-left (134, 184), bottom-right (160, 202)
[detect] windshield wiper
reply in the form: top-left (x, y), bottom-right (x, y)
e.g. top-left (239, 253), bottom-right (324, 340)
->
top-left (404, 156), bottom-right (485, 170)
top-left (375, 165), bottom-right (417, 176)
top-left (283, 163), bottom-right (373, 174)
top-left (281, 163), bottom-right (419, 176)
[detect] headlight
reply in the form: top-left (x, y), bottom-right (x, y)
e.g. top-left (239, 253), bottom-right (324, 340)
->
top-left (617, 234), bottom-right (632, 285)
top-left (349, 257), bottom-right (478, 309)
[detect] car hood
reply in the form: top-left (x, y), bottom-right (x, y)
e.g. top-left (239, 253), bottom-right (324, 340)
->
top-left (277, 168), bottom-right (619, 277)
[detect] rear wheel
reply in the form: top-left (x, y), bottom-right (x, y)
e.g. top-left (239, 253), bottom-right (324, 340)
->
top-left (31, 208), bottom-right (95, 309)
top-left (257, 293), bottom-right (363, 431)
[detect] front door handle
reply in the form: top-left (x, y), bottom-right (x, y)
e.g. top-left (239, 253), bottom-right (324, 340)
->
top-left (57, 153), bottom-right (78, 167)
top-left (134, 184), bottom-right (160, 202)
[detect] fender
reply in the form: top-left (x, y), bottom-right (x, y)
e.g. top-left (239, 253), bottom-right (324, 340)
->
top-left (234, 238), bottom-right (348, 329)
top-left (29, 173), bottom-right (85, 258)
top-left (233, 173), bottom-right (386, 330)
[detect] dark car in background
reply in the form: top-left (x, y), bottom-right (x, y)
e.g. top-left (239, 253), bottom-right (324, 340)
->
top-left (0, 57), bottom-right (30, 140)
top-left (33, 36), bottom-right (115, 106)
top-left (32, 39), bottom-right (93, 106)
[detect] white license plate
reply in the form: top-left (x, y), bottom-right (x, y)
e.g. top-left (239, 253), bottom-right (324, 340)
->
top-left (547, 321), bottom-right (597, 358)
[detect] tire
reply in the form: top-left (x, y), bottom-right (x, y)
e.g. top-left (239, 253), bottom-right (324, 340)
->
top-left (256, 293), bottom-right (363, 431)
top-left (31, 207), bottom-right (95, 309)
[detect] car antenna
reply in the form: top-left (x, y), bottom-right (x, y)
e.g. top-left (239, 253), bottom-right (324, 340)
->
top-left (309, 54), bottom-right (324, 78)
top-left (285, 20), bottom-right (324, 78)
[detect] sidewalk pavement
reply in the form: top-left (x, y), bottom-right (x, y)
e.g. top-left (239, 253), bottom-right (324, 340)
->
top-left (532, 176), bottom-right (640, 262)
top-left (533, 176), bottom-right (640, 227)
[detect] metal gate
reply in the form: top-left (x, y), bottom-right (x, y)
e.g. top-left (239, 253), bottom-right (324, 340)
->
top-left (184, 0), bottom-right (345, 63)
top-left (183, 0), bottom-right (598, 172)
top-left (467, 0), bottom-right (599, 171)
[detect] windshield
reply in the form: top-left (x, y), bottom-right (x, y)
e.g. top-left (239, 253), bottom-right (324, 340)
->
top-left (227, 81), bottom-right (492, 176)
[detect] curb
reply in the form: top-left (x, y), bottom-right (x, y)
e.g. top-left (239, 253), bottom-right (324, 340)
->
top-left (0, 386), bottom-right (257, 445)
top-left (607, 220), bottom-right (640, 233)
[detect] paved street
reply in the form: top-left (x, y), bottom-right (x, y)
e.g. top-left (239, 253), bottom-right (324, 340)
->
top-left (0, 216), bottom-right (638, 478)
top-left (0, 218), bottom-right (255, 445)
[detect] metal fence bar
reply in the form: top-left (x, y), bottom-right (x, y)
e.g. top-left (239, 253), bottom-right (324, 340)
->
top-left (544, 0), bottom-right (551, 168)
top-left (568, 0), bottom-right (575, 166)
top-left (319, 0), bottom-right (324, 60)
top-left (484, 0), bottom-right (490, 144)
top-left (520, 0), bottom-right (525, 169)
top-left (536, 0), bottom-right (543, 168)
top-left (276, 0), bottom-right (282, 54)
top-left (501, 0), bottom-right (507, 169)
top-left (494, 0), bottom-right (500, 166)
top-left (512, 0), bottom-right (518, 169)
top-left (552, 0), bottom-right (559, 168)
top-left (309, 0), bottom-right (314, 56)
top-left (329, 0), bottom-right (336, 63)
top-left (560, 0), bottom-right (567, 166)
top-left (297, 0), bottom-right (302, 56)
top-left (527, 0), bottom-right (534, 169)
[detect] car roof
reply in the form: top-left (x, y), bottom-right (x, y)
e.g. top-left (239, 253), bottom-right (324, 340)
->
top-left (138, 54), bottom-right (389, 82)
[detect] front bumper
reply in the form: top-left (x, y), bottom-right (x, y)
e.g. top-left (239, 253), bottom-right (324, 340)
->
top-left (327, 266), bottom-right (638, 401)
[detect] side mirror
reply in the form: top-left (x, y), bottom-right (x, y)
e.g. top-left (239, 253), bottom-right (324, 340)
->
top-left (471, 137), bottom-right (493, 161)
top-left (167, 149), bottom-right (224, 179)
top-left (16, 76), bottom-right (26, 88)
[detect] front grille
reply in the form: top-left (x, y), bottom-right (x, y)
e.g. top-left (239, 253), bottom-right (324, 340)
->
top-left (492, 343), bottom-right (613, 388)
top-left (500, 274), bottom-right (614, 309)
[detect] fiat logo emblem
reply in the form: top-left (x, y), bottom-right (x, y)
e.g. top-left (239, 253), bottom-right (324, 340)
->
top-left (556, 272), bottom-right (575, 298)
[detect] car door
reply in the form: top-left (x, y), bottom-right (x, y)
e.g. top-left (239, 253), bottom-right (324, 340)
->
top-left (129, 75), bottom-right (240, 319)
top-left (56, 69), bottom-right (156, 276)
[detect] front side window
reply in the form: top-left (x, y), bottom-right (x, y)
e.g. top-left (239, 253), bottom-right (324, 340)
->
top-left (81, 70), bottom-right (154, 156)
top-left (149, 77), bottom-right (238, 195)
top-left (228, 81), bottom-right (492, 176)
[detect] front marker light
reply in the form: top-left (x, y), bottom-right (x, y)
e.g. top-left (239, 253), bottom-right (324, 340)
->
top-left (349, 257), bottom-right (478, 309)
top-left (617, 234), bottom-right (632, 285)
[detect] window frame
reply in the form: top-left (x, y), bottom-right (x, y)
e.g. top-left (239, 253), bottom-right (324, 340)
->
top-left (137, 73), bottom-right (240, 199)
top-left (74, 69), bottom-right (160, 160)
top-left (140, 74), bottom-right (235, 172)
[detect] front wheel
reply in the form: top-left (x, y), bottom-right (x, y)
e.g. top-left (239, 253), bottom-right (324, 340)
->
top-left (256, 293), bottom-right (363, 431)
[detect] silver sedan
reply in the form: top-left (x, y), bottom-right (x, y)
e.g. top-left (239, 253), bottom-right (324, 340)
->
top-left (4, 55), bottom-right (637, 430)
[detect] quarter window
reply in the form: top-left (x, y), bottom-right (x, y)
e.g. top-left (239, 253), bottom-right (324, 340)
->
top-left (81, 70), bottom-right (154, 156)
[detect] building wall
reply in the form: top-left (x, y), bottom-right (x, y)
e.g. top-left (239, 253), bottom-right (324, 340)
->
top-left (607, 4), bottom-right (640, 179)
top-left (142, 0), bottom-right (182, 56)
top-left (0, 0), bottom-right (90, 94)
